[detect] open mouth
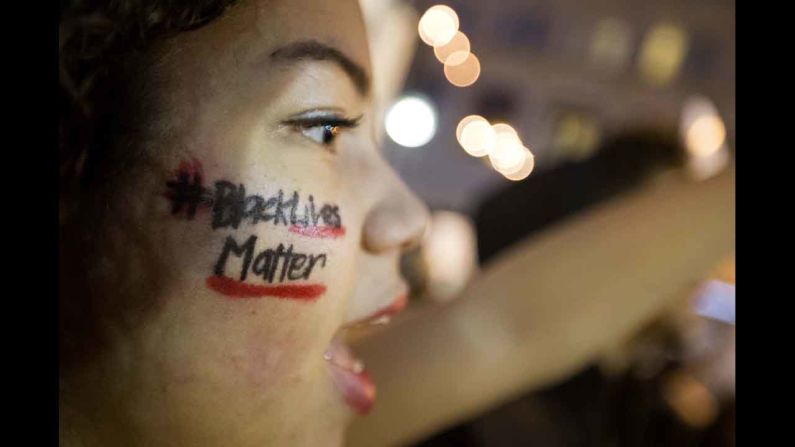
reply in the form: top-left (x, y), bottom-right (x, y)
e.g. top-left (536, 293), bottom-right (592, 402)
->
top-left (325, 294), bottom-right (408, 415)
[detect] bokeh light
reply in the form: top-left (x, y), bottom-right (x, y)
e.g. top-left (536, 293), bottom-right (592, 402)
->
top-left (686, 115), bottom-right (726, 158)
top-left (456, 114), bottom-right (485, 141)
top-left (553, 113), bottom-right (602, 161)
top-left (662, 371), bottom-right (720, 429)
top-left (443, 52), bottom-right (481, 87)
top-left (497, 145), bottom-right (532, 175)
top-left (418, 5), bottom-right (459, 47)
top-left (680, 96), bottom-right (730, 180)
top-left (458, 117), bottom-right (496, 157)
top-left (385, 95), bottom-right (437, 148)
top-left (503, 150), bottom-right (535, 181)
top-left (590, 18), bottom-right (632, 72)
top-left (490, 143), bottom-right (526, 174)
top-left (681, 96), bottom-right (718, 129)
top-left (687, 148), bottom-right (729, 181)
top-left (638, 23), bottom-right (689, 86)
top-left (492, 123), bottom-right (519, 141)
top-left (434, 31), bottom-right (471, 64)
top-left (489, 123), bottom-right (526, 173)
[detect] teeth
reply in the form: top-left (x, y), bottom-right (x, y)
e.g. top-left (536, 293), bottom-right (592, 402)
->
top-left (351, 360), bottom-right (365, 374)
top-left (371, 315), bottom-right (391, 326)
top-left (325, 336), bottom-right (366, 374)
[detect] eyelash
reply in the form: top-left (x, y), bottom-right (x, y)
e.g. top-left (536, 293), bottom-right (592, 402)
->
top-left (283, 115), bottom-right (362, 150)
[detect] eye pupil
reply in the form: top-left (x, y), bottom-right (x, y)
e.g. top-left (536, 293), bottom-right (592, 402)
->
top-left (323, 125), bottom-right (339, 144)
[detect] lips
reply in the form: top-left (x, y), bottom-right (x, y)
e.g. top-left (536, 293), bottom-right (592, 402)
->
top-left (325, 337), bottom-right (375, 415)
top-left (325, 294), bottom-right (408, 414)
top-left (361, 293), bottom-right (408, 325)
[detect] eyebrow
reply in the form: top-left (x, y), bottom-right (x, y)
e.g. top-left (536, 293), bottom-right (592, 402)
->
top-left (269, 40), bottom-right (370, 97)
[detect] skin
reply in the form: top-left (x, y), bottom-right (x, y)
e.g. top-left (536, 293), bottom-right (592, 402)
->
top-left (59, 0), bottom-right (429, 446)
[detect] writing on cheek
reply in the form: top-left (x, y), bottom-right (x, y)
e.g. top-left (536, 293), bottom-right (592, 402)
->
top-left (164, 158), bottom-right (213, 218)
top-left (207, 235), bottom-right (328, 300)
top-left (164, 158), bottom-right (345, 301)
top-left (211, 181), bottom-right (345, 239)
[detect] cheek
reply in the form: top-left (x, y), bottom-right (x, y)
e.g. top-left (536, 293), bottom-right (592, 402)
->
top-left (148, 156), bottom-right (363, 375)
top-left (153, 155), bottom-right (359, 296)
top-left (153, 295), bottom-right (341, 408)
top-left (228, 323), bottom-right (311, 389)
top-left (118, 154), bottom-right (363, 340)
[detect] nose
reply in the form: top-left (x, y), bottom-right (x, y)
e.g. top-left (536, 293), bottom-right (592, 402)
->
top-left (362, 168), bottom-right (430, 254)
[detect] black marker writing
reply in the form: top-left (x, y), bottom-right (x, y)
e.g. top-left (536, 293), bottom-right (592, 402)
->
top-left (214, 235), bottom-right (327, 284)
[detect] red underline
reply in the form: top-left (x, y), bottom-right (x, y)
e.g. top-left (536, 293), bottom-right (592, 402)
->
top-left (206, 275), bottom-right (326, 301)
top-left (288, 225), bottom-right (346, 239)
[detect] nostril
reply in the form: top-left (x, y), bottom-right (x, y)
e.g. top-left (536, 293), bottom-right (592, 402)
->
top-left (400, 236), bottom-right (420, 251)
top-left (407, 219), bottom-right (429, 251)
top-left (397, 208), bottom-right (429, 252)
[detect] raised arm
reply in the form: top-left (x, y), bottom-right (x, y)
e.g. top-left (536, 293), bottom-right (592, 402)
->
top-left (347, 166), bottom-right (735, 447)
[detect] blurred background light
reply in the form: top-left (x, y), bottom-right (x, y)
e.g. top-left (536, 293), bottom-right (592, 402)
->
top-left (417, 18), bottom-right (433, 47)
top-left (552, 113), bottom-right (602, 161)
top-left (492, 123), bottom-right (519, 141)
top-left (457, 116), bottom-right (495, 157)
top-left (687, 145), bottom-right (729, 181)
top-left (385, 95), bottom-right (437, 148)
top-left (680, 95), bottom-right (730, 180)
top-left (638, 23), bottom-right (689, 86)
top-left (418, 5), bottom-right (460, 47)
top-left (503, 150), bottom-right (535, 181)
top-left (455, 114), bottom-right (485, 141)
top-left (589, 17), bottom-right (633, 73)
top-left (686, 115), bottom-right (726, 158)
top-left (434, 31), bottom-right (471, 64)
top-left (496, 145), bottom-right (532, 176)
top-left (489, 123), bottom-right (528, 174)
top-left (681, 96), bottom-right (720, 139)
top-left (490, 140), bottom-right (526, 174)
top-left (662, 371), bottom-right (720, 429)
top-left (421, 211), bottom-right (478, 303)
top-left (443, 52), bottom-right (481, 87)
top-left (693, 280), bottom-right (735, 325)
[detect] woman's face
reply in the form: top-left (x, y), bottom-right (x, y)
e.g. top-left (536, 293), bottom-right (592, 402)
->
top-left (63, 0), bottom-right (428, 445)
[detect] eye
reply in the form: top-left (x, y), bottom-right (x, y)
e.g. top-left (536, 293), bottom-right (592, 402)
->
top-left (301, 124), bottom-right (341, 146)
top-left (282, 112), bottom-right (363, 151)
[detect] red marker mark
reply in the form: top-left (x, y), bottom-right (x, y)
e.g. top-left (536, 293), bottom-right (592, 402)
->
top-left (288, 225), bottom-right (346, 239)
top-left (165, 157), bottom-right (212, 218)
top-left (175, 157), bottom-right (204, 179)
top-left (206, 275), bottom-right (326, 301)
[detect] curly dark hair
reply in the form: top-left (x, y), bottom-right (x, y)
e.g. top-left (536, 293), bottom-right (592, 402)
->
top-left (59, 0), bottom-right (240, 190)
top-left (59, 0), bottom-right (243, 372)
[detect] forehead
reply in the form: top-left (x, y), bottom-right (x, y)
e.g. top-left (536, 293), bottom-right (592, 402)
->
top-left (206, 0), bottom-right (372, 75)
